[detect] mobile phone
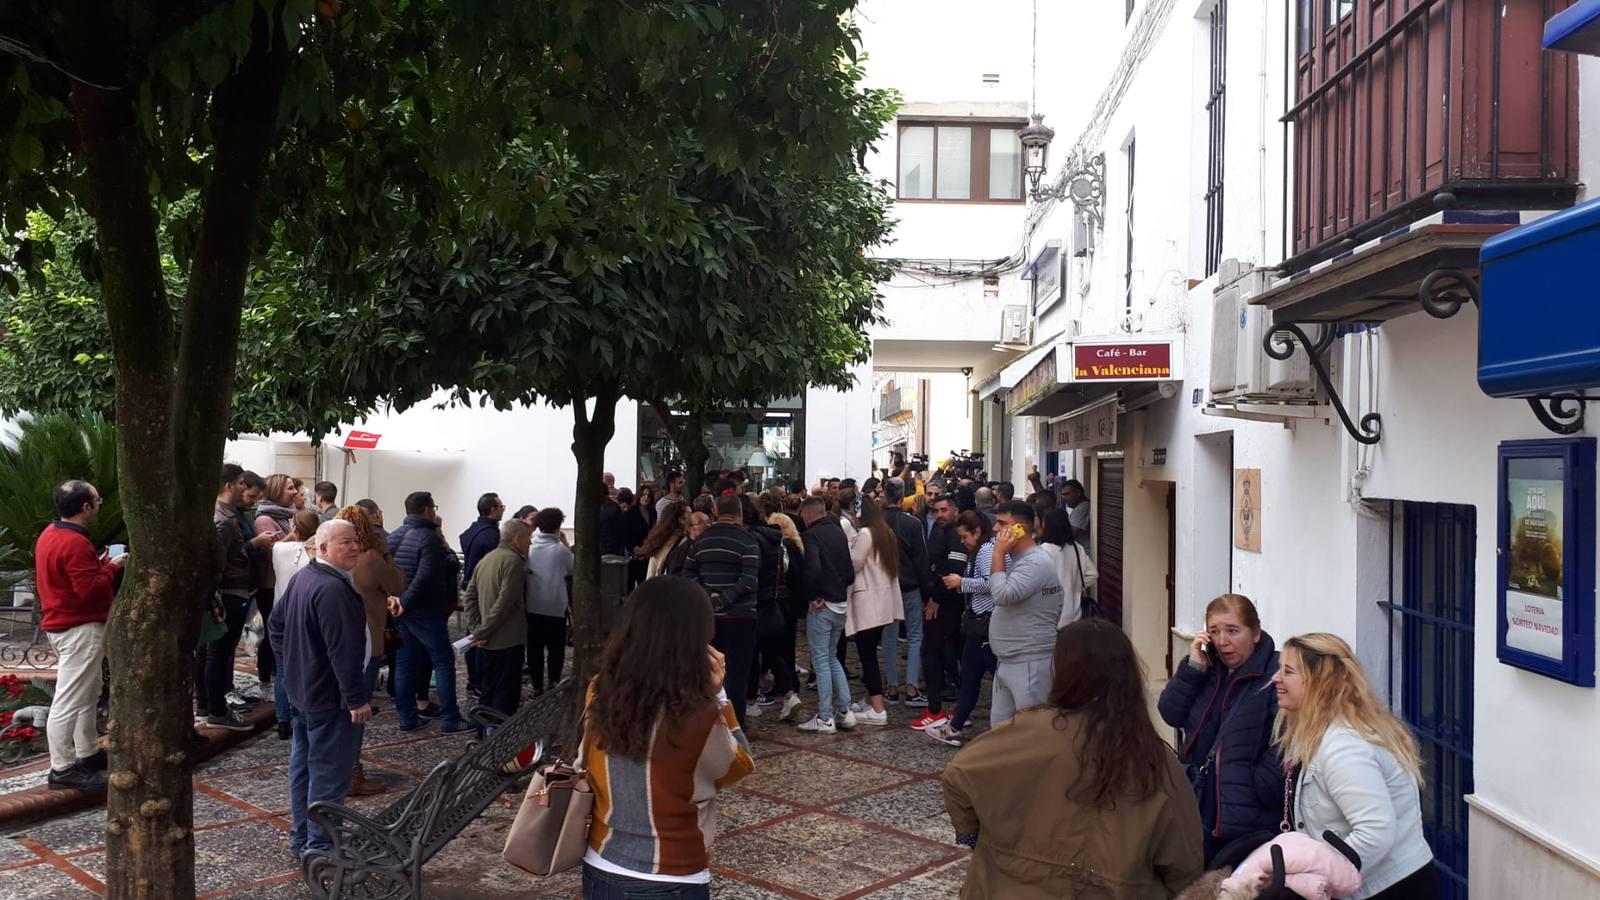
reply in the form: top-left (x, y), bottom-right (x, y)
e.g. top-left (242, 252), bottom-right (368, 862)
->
top-left (108, 544), bottom-right (128, 560)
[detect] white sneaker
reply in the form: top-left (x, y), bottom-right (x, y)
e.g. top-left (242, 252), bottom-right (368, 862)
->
top-left (855, 707), bottom-right (888, 727)
top-left (796, 715), bottom-right (836, 735)
top-left (780, 694), bottom-right (803, 722)
top-left (745, 702), bottom-right (763, 718)
top-left (849, 699), bottom-right (870, 714)
top-left (838, 710), bottom-right (858, 730)
top-left (925, 722), bottom-right (963, 746)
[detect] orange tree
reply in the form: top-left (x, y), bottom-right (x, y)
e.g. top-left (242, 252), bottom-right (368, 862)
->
top-left (0, 1), bottom-right (887, 896)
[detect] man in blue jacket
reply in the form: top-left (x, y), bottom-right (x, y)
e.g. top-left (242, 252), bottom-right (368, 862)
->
top-left (387, 491), bottom-right (471, 735)
top-left (268, 519), bottom-right (374, 859)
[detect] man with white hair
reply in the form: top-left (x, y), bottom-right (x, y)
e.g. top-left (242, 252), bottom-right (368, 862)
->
top-left (462, 519), bottom-right (532, 720)
top-left (268, 519), bottom-right (373, 860)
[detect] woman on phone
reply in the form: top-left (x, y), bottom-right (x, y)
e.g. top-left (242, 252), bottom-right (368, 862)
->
top-left (1275, 633), bottom-right (1437, 899)
top-left (581, 577), bottom-right (754, 899)
top-left (1157, 594), bottom-right (1282, 864)
top-left (944, 618), bottom-right (1203, 898)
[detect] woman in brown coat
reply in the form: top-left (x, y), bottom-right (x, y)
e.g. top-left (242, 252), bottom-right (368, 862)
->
top-left (335, 504), bottom-right (405, 796)
top-left (943, 618), bottom-right (1205, 899)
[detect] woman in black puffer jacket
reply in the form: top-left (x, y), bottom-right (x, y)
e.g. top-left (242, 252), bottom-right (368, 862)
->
top-left (1158, 593), bottom-right (1284, 865)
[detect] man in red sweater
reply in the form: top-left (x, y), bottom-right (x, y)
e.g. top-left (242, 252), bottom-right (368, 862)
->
top-left (36, 480), bottom-right (125, 791)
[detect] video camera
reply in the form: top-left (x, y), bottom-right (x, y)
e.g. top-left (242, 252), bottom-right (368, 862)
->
top-left (941, 450), bottom-right (985, 482)
top-left (906, 453), bottom-right (929, 474)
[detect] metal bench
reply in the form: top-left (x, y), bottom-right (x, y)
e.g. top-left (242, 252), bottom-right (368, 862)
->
top-left (302, 679), bottom-right (574, 899)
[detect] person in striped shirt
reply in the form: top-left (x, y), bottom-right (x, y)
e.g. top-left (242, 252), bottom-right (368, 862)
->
top-left (683, 494), bottom-right (761, 731)
top-left (580, 577), bottom-right (754, 898)
top-left (927, 510), bottom-right (1003, 746)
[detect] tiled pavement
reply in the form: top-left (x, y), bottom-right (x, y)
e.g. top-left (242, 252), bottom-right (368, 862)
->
top-left (0, 655), bottom-right (987, 899)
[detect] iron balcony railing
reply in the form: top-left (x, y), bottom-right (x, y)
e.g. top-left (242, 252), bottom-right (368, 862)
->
top-left (1282, 0), bottom-right (1579, 272)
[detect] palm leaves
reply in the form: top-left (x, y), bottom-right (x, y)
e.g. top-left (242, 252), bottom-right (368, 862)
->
top-left (0, 413), bottom-right (125, 584)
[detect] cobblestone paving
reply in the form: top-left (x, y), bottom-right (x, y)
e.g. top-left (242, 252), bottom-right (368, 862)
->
top-left (1, 643), bottom-right (987, 899)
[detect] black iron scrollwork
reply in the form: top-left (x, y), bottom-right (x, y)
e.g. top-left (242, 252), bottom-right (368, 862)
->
top-left (1418, 268), bottom-right (1481, 319)
top-left (1263, 323), bottom-right (1383, 445)
top-left (1527, 397), bottom-right (1588, 436)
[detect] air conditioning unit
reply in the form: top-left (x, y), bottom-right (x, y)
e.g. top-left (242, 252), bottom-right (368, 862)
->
top-left (1000, 305), bottom-right (1030, 345)
top-left (1209, 261), bottom-right (1316, 403)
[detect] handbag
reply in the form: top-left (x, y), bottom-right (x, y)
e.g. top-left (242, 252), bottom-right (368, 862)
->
top-left (957, 554), bottom-right (990, 640)
top-left (503, 724), bottom-right (594, 876)
top-left (1072, 543), bottom-right (1099, 619)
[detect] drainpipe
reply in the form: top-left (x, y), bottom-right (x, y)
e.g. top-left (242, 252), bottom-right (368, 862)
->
top-left (1259, 0), bottom-right (1271, 264)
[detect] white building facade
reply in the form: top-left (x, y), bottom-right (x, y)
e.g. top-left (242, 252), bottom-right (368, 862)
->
top-left (862, 0), bottom-right (1600, 896)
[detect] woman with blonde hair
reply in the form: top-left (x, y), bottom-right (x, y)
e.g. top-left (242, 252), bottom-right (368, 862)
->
top-left (1273, 633), bottom-right (1437, 900)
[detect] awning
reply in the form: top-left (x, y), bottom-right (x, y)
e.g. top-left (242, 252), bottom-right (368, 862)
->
top-left (1009, 333), bottom-right (1184, 418)
top-left (1478, 198), bottom-right (1600, 398)
top-left (1545, 0), bottom-right (1600, 54)
top-left (1249, 212), bottom-right (1529, 324)
top-left (977, 340), bottom-right (1059, 401)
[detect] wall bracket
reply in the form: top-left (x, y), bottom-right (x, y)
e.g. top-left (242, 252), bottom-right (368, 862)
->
top-left (1263, 323), bottom-right (1383, 445)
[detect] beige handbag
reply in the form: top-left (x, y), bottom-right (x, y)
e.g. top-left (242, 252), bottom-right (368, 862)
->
top-left (503, 732), bottom-right (595, 876)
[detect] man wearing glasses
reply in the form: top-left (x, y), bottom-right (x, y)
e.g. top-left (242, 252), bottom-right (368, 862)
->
top-left (36, 480), bottom-right (126, 790)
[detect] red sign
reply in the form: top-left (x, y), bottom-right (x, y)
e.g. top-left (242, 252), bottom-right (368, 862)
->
top-left (342, 430), bottom-right (382, 450)
top-left (1072, 342), bottom-right (1172, 381)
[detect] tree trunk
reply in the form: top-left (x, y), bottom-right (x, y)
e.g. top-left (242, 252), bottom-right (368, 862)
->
top-left (650, 403), bottom-right (711, 498)
top-left (567, 388), bottom-right (619, 739)
top-left (68, 9), bottom-right (292, 898)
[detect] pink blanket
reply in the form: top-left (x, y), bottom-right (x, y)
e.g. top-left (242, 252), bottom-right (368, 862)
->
top-left (1219, 833), bottom-right (1362, 900)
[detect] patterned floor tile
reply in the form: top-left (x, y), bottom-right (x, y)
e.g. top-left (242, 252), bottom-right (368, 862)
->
top-left (831, 778), bottom-right (960, 845)
top-left (719, 791), bottom-right (799, 833)
top-left (0, 862), bottom-right (100, 899)
top-left (72, 820), bottom-right (297, 895)
top-left (753, 852), bottom-right (887, 899)
top-left (755, 812), bottom-right (955, 875)
top-left (10, 808), bottom-right (107, 855)
top-left (203, 765), bottom-right (291, 815)
top-left (0, 837), bottom-right (36, 869)
top-left (820, 726), bottom-right (963, 774)
top-left (739, 750), bottom-right (908, 807)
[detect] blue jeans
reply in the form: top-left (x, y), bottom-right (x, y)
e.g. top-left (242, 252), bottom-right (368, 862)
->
top-left (274, 674), bottom-right (291, 725)
top-left (883, 589), bottom-right (923, 692)
top-left (806, 606), bottom-right (850, 721)
top-left (395, 615), bottom-right (463, 728)
top-left (350, 657), bottom-right (383, 759)
top-left (288, 708), bottom-right (359, 857)
top-left (582, 863), bottom-right (709, 899)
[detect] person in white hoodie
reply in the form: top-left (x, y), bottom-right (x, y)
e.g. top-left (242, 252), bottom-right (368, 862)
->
top-left (1273, 633), bottom-right (1438, 900)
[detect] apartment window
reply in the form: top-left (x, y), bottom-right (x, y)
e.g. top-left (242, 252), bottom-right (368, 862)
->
top-left (1203, 0), bottom-right (1227, 276)
top-left (897, 121), bottom-right (1026, 202)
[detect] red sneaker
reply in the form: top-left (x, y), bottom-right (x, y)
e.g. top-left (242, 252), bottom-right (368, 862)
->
top-left (909, 711), bottom-right (950, 732)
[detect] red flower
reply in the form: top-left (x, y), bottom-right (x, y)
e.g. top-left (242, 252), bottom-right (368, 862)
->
top-left (5, 684), bottom-right (22, 700)
top-left (12, 727), bottom-right (36, 741)
top-left (0, 711), bottom-right (12, 728)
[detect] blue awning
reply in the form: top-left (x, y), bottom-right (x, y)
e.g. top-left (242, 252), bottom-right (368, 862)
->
top-left (1545, 0), bottom-right (1600, 54)
top-left (1477, 200), bottom-right (1600, 398)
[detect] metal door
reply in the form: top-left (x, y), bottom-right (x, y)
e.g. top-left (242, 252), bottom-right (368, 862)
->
top-left (1097, 457), bottom-right (1125, 627)
top-left (1387, 502), bottom-right (1475, 900)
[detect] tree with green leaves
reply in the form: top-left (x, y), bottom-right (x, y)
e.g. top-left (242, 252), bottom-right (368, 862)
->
top-left (0, 1), bottom-right (890, 896)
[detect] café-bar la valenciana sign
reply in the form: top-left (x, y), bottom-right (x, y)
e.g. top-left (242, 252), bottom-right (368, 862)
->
top-left (1073, 341), bottom-right (1173, 381)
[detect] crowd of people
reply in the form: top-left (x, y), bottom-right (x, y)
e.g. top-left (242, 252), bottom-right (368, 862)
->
top-left (30, 459), bottom-right (1442, 898)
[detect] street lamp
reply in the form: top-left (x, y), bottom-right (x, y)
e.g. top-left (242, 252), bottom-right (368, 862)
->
top-left (1019, 113), bottom-right (1056, 197)
top-left (1018, 113), bottom-right (1106, 231)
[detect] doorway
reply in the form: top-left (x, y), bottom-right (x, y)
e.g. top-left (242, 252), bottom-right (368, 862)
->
top-left (1391, 502), bottom-right (1475, 900)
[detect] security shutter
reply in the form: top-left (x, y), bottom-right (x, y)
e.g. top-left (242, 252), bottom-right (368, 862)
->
top-left (1097, 457), bottom-right (1125, 628)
